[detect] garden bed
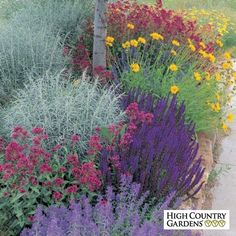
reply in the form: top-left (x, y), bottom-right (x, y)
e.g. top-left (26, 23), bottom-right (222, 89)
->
top-left (0, 0), bottom-right (235, 235)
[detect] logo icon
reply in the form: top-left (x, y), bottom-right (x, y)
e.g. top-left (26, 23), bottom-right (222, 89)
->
top-left (218, 220), bottom-right (226, 227)
top-left (204, 220), bottom-right (226, 228)
top-left (204, 220), bottom-right (212, 227)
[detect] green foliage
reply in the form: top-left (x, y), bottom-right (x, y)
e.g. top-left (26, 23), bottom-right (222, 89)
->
top-left (0, 0), bottom-right (93, 105)
top-left (117, 43), bottom-right (222, 132)
top-left (162, 0), bottom-right (236, 52)
top-left (0, 128), bottom-right (102, 235)
top-left (1, 72), bottom-right (124, 152)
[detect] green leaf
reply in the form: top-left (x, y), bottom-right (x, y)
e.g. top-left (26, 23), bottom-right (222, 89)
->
top-left (100, 127), bottom-right (114, 143)
top-left (119, 124), bottom-right (127, 137)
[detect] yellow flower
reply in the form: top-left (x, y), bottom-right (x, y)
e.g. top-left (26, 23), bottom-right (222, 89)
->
top-left (194, 72), bottom-right (201, 81)
top-left (127, 23), bottom-right (135, 30)
top-left (130, 63), bottom-right (140, 73)
top-left (130, 39), bottom-right (138, 47)
top-left (170, 85), bottom-right (180, 95)
top-left (172, 39), bottom-right (180, 47)
top-left (227, 113), bottom-right (235, 122)
top-left (189, 44), bottom-right (196, 52)
top-left (137, 37), bottom-right (146, 44)
top-left (199, 49), bottom-right (208, 58)
top-left (199, 41), bottom-right (207, 49)
top-left (106, 36), bottom-right (114, 47)
top-left (106, 42), bottom-right (113, 47)
top-left (211, 103), bottom-right (221, 112)
top-left (106, 36), bottom-right (114, 43)
top-left (215, 72), bottom-right (221, 81)
top-left (222, 122), bottom-right (229, 133)
top-left (187, 38), bottom-right (192, 44)
top-left (207, 53), bottom-right (216, 63)
top-left (205, 72), bottom-right (211, 81)
top-left (222, 62), bottom-right (232, 70)
top-left (150, 32), bottom-right (164, 40)
top-left (216, 39), bottom-right (223, 47)
top-left (171, 50), bottom-right (177, 56)
top-left (169, 64), bottom-right (178, 72)
top-left (224, 52), bottom-right (231, 60)
top-left (122, 41), bottom-right (130, 49)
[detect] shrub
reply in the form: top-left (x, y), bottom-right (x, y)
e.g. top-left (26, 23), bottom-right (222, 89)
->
top-left (21, 176), bottom-right (187, 236)
top-left (70, 0), bottom-right (206, 76)
top-left (0, 23), bottom-right (65, 104)
top-left (107, 0), bottom-right (201, 43)
top-left (1, 72), bottom-right (124, 152)
top-left (111, 32), bottom-right (225, 132)
top-left (98, 92), bottom-right (204, 200)
top-left (0, 0), bottom-right (93, 104)
top-left (8, 0), bottom-right (93, 42)
top-left (0, 126), bottom-right (102, 235)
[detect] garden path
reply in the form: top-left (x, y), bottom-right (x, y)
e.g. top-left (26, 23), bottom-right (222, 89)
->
top-left (204, 61), bottom-right (236, 236)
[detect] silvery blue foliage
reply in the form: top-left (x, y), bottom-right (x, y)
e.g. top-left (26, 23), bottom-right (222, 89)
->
top-left (0, 0), bottom-right (93, 104)
top-left (1, 72), bottom-right (124, 153)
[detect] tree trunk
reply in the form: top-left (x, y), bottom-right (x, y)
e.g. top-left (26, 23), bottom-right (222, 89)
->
top-left (93, 0), bottom-right (108, 70)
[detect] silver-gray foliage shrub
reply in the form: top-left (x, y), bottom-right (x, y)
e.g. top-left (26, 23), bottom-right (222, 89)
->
top-left (1, 72), bottom-right (124, 152)
top-left (0, 0), bottom-right (93, 104)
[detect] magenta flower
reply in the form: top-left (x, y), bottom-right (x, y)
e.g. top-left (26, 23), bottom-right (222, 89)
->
top-left (40, 163), bottom-right (52, 174)
top-left (52, 192), bottom-right (62, 201)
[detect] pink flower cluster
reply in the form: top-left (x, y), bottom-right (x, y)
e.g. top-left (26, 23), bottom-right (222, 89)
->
top-left (78, 162), bottom-right (102, 191)
top-left (125, 102), bottom-right (154, 124)
top-left (0, 126), bottom-right (102, 202)
top-left (87, 135), bottom-right (103, 155)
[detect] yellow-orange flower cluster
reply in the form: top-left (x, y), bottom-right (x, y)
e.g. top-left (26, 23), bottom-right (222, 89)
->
top-left (150, 32), bottom-right (164, 40)
top-left (130, 63), bottom-right (140, 73)
top-left (106, 36), bottom-right (115, 47)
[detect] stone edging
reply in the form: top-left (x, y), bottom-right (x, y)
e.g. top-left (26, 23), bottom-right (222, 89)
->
top-left (179, 131), bottom-right (218, 236)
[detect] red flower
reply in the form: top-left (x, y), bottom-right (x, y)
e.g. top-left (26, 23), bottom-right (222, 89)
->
top-left (119, 132), bottom-right (133, 148)
top-left (66, 185), bottom-right (78, 194)
top-left (51, 144), bottom-right (62, 152)
top-left (29, 176), bottom-right (38, 186)
top-left (43, 181), bottom-right (52, 187)
top-left (40, 163), bottom-right (52, 174)
top-left (19, 188), bottom-right (26, 193)
top-left (52, 191), bottom-right (62, 201)
top-left (54, 178), bottom-right (64, 187)
top-left (78, 162), bottom-right (101, 191)
top-left (5, 141), bottom-right (24, 161)
top-left (32, 127), bottom-right (44, 135)
top-left (59, 166), bottom-right (67, 173)
top-left (32, 136), bottom-right (42, 146)
top-left (71, 134), bottom-right (81, 146)
top-left (87, 135), bottom-right (102, 155)
top-left (67, 154), bottom-right (79, 165)
top-left (3, 192), bottom-right (9, 197)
